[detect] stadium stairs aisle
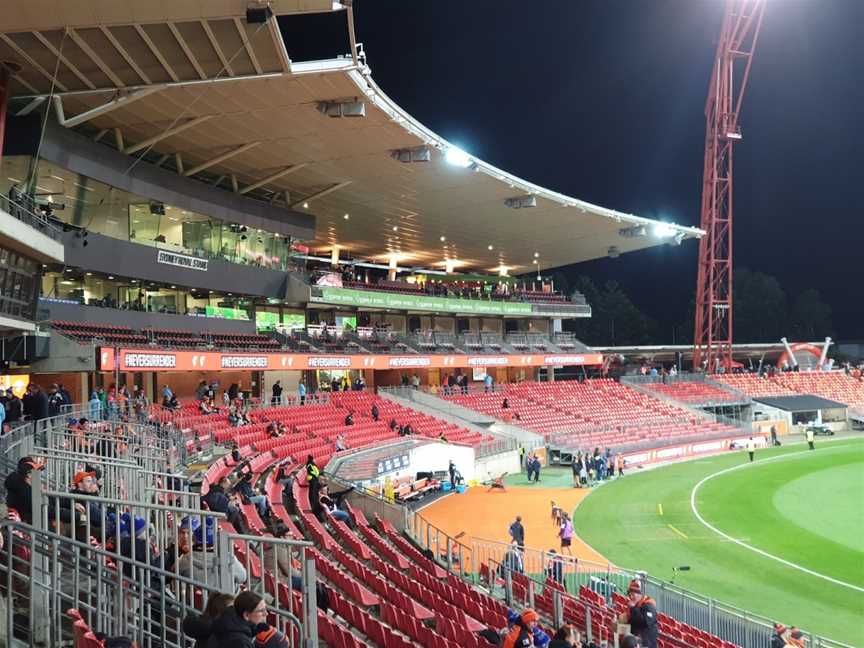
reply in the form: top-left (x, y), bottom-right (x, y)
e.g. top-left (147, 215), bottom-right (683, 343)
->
top-left (419, 468), bottom-right (610, 564)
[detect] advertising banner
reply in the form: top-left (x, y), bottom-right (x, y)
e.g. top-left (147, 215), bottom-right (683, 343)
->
top-left (102, 348), bottom-right (603, 373)
top-left (311, 287), bottom-right (532, 316)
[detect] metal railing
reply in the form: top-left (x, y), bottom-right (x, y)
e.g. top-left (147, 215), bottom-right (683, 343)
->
top-left (0, 192), bottom-right (64, 241)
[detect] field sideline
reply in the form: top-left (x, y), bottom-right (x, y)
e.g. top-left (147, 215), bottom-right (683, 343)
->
top-left (572, 437), bottom-right (864, 646)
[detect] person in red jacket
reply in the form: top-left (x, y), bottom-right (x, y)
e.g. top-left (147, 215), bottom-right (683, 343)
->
top-left (620, 580), bottom-right (657, 648)
top-left (503, 609), bottom-right (539, 648)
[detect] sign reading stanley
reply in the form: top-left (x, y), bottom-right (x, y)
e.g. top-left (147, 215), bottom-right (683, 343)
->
top-left (156, 250), bottom-right (208, 272)
top-left (311, 287), bottom-right (532, 316)
top-left (105, 348), bottom-right (603, 372)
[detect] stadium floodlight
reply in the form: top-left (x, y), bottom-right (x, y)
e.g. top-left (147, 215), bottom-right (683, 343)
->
top-left (445, 146), bottom-right (473, 168)
top-left (653, 222), bottom-right (677, 238)
top-left (672, 232), bottom-right (686, 246)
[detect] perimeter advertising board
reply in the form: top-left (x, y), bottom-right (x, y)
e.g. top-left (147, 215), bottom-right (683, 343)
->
top-left (99, 348), bottom-right (603, 372)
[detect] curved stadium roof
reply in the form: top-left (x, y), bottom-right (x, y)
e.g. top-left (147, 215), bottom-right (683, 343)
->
top-left (0, 0), bottom-right (703, 274)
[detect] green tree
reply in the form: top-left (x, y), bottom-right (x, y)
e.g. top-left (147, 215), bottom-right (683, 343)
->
top-left (733, 269), bottom-right (788, 342)
top-left (789, 288), bottom-right (833, 340)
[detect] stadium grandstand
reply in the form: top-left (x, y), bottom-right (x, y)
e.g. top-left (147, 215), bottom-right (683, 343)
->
top-left (0, 2), bottom-right (861, 648)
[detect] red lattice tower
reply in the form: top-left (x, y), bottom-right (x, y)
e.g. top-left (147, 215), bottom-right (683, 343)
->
top-left (693, 0), bottom-right (766, 372)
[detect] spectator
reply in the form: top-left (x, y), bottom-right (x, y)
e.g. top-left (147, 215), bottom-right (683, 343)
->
top-left (546, 549), bottom-right (565, 586)
top-left (199, 398), bottom-right (215, 415)
top-left (203, 477), bottom-right (248, 533)
top-left (549, 625), bottom-right (580, 648)
top-left (164, 392), bottom-right (180, 411)
top-left (298, 381), bottom-right (306, 405)
top-left (29, 384), bottom-right (49, 421)
top-left (787, 628), bottom-right (805, 648)
top-left (621, 635), bottom-right (641, 648)
top-left (118, 514), bottom-right (162, 587)
top-left (449, 460), bottom-right (457, 489)
top-left (559, 512), bottom-right (574, 556)
top-left (770, 623), bottom-right (788, 648)
top-left (502, 397), bottom-right (509, 410)
top-left (178, 517), bottom-right (247, 591)
top-left (4, 388), bottom-right (22, 423)
top-left (209, 590), bottom-right (265, 648)
top-left (411, 374), bottom-right (421, 390)
top-left (271, 380), bottom-right (282, 405)
top-left (500, 540), bottom-right (524, 575)
top-left (502, 608), bottom-right (538, 648)
top-left (344, 411), bottom-right (354, 426)
top-left (5, 456), bottom-right (42, 523)
top-left (183, 593), bottom-right (235, 648)
top-left (305, 455), bottom-right (321, 504)
top-left (254, 626), bottom-right (291, 648)
top-left (371, 402), bottom-right (379, 422)
top-left (318, 485), bottom-right (351, 524)
top-left (162, 385), bottom-right (173, 402)
top-left (508, 515), bottom-right (525, 550)
top-left (484, 373), bottom-right (494, 393)
top-left (437, 429), bottom-right (447, 442)
top-left (335, 434), bottom-right (347, 452)
top-left (195, 381), bottom-right (209, 401)
top-left (620, 579), bottom-right (657, 648)
top-left (233, 473), bottom-right (270, 518)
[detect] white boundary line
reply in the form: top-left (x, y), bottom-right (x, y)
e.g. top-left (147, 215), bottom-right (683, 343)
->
top-left (689, 443), bottom-right (864, 593)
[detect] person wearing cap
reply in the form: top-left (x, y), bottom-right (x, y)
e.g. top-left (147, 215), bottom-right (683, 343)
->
top-left (771, 623), bottom-right (788, 648)
top-left (503, 609), bottom-right (539, 648)
top-left (178, 517), bottom-right (247, 591)
top-left (4, 457), bottom-right (42, 523)
top-left (118, 514), bottom-right (162, 587)
top-left (620, 579), bottom-right (657, 648)
top-left (786, 627), bottom-right (805, 648)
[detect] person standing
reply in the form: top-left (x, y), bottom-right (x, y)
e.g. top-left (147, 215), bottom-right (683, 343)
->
top-left (298, 380), bottom-right (306, 406)
top-left (448, 460), bottom-right (457, 489)
top-left (509, 515), bottom-right (525, 551)
top-left (559, 512), bottom-right (574, 556)
top-left (620, 579), bottom-right (658, 648)
top-left (4, 389), bottom-right (22, 424)
top-left (746, 436), bottom-right (756, 462)
top-left (518, 446), bottom-right (526, 471)
top-left (806, 426), bottom-right (815, 451)
top-left (271, 380), bottom-right (283, 406)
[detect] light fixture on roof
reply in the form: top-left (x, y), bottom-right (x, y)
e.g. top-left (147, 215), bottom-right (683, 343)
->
top-left (440, 236), bottom-right (446, 242)
top-left (108, 276), bottom-right (114, 280)
top-left (390, 146), bottom-right (431, 163)
top-left (532, 259), bottom-right (538, 264)
top-left (343, 213), bottom-right (350, 220)
top-left (317, 99), bottom-right (366, 118)
top-left (534, 252), bottom-right (539, 258)
top-left (619, 225), bottom-right (647, 238)
top-left (86, 272), bottom-right (92, 276)
top-left (487, 244), bottom-right (494, 250)
top-left (445, 146), bottom-right (473, 168)
top-left (504, 195), bottom-right (536, 209)
top-left (303, 202), bottom-right (309, 209)
top-left (672, 232), bottom-right (686, 246)
top-left (392, 226), bottom-right (398, 232)
top-left (653, 222), bottom-right (677, 238)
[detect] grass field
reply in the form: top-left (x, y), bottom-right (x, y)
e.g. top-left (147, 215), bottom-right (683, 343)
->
top-left (569, 438), bottom-right (864, 646)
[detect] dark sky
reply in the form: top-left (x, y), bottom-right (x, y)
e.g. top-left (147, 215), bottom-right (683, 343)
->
top-left (281, 1), bottom-right (863, 340)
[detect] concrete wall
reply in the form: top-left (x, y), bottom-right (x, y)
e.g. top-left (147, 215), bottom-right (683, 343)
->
top-left (0, 206), bottom-right (64, 263)
top-left (475, 450), bottom-right (520, 483)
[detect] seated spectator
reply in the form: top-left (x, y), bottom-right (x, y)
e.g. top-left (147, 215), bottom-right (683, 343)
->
top-left (207, 592), bottom-right (263, 647)
top-left (267, 421), bottom-right (281, 438)
top-left (199, 398), bottom-right (214, 415)
top-left (549, 624), bottom-right (580, 648)
top-left (178, 517), bottom-right (247, 591)
top-left (334, 434), bottom-right (347, 452)
top-left (545, 549), bottom-right (565, 585)
top-left (118, 514), bottom-right (162, 587)
top-left (502, 609), bottom-right (538, 648)
top-left (183, 593), bottom-right (235, 648)
top-left (254, 626), bottom-right (291, 648)
top-left (163, 393), bottom-right (180, 411)
top-left (403, 423), bottom-right (413, 436)
top-left (502, 398), bottom-right (509, 409)
top-left (233, 473), bottom-right (270, 518)
top-left (318, 485), bottom-right (351, 525)
top-left (202, 477), bottom-right (248, 534)
top-left (343, 411), bottom-right (354, 426)
top-left (230, 443), bottom-right (242, 464)
top-left (619, 580), bottom-right (657, 648)
top-left (500, 540), bottom-right (524, 575)
top-left (438, 430), bottom-right (447, 443)
top-left (371, 402), bottom-right (379, 421)
top-left (389, 417), bottom-right (398, 431)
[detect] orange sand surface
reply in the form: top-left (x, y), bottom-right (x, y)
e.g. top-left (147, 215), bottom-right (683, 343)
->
top-left (419, 486), bottom-right (609, 564)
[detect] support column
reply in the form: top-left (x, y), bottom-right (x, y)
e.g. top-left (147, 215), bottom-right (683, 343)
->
top-left (388, 256), bottom-right (398, 281)
top-left (331, 246), bottom-right (340, 267)
top-left (0, 67), bottom-right (8, 165)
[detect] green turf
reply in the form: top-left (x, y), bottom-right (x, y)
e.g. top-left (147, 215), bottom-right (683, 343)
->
top-left (572, 438), bottom-right (864, 646)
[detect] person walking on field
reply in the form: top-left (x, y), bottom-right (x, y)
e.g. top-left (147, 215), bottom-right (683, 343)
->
top-left (746, 436), bottom-right (756, 462)
top-left (806, 427), bottom-right (815, 451)
top-left (559, 512), bottom-right (574, 556)
top-left (509, 515), bottom-right (525, 551)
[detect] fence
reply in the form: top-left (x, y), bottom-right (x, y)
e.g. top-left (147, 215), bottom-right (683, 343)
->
top-left (19, 471), bottom-right (318, 647)
top-left (403, 513), bottom-right (852, 648)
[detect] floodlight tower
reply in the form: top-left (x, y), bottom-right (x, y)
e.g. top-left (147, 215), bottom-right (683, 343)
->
top-left (693, 0), bottom-right (766, 372)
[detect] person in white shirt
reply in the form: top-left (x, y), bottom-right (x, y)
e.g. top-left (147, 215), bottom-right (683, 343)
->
top-left (746, 436), bottom-right (756, 462)
top-left (806, 427), bottom-right (815, 450)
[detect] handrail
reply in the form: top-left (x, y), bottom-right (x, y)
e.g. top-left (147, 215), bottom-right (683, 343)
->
top-left (0, 192), bottom-right (64, 240)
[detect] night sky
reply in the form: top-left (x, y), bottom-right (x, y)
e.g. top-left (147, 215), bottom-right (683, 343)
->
top-left (281, 1), bottom-right (863, 340)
